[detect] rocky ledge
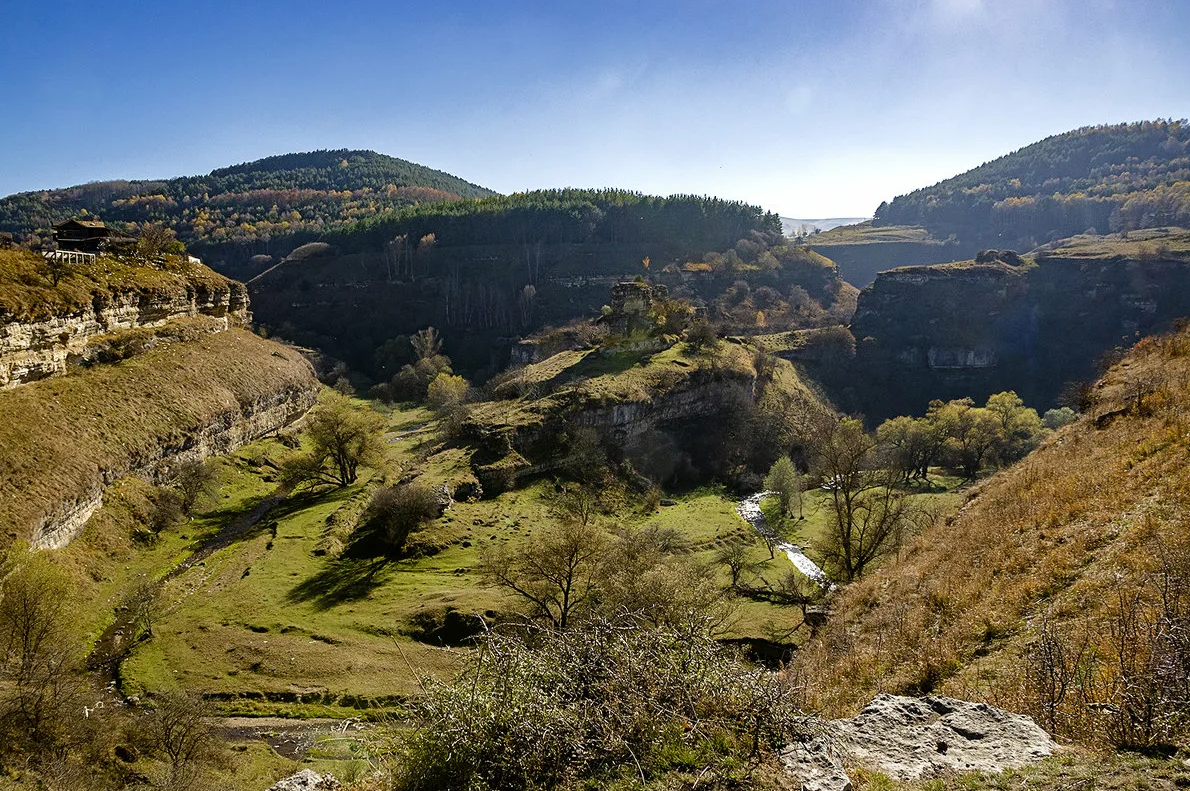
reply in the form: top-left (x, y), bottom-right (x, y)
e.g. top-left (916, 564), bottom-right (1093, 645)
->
top-left (783, 694), bottom-right (1057, 791)
top-left (0, 282), bottom-right (249, 389)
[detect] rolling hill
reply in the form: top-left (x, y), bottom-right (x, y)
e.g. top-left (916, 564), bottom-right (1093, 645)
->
top-left (872, 119), bottom-right (1190, 248)
top-left (0, 149), bottom-right (497, 272)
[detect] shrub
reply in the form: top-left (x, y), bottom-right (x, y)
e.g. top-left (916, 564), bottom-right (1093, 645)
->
top-left (149, 488), bottom-right (185, 535)
top-left (685, 320), bottom-right (719, 352)
top-left (364, 482), bottom-right (441, 554)
top-left (390, 617), bottom-right (812, 791)
top-left (169, 459), bottom-right (218, 514)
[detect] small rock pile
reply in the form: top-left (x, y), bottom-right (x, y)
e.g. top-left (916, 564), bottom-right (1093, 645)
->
top-left (783, 694), bottom-right (1057, 791)
top-left (266, 769), bottom-right (341, 791)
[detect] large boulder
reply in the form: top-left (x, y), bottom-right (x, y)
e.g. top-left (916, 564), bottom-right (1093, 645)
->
top-left (783, 694), bottom-right (1057, 791)
top-left (266, 769), bottom-right (341, 791)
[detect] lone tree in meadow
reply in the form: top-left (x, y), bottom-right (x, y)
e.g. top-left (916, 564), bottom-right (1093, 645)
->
top-left (480, 520), bottom-right (608, 629)
top-left (283, 392), bottom-right (386, 488)
top-left (170, 459), bottom-right (218, 514)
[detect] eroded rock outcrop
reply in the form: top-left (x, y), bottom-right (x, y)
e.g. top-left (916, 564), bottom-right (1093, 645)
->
top-left (0, 327), bottom-right (319, 550)
top-left (783, 695), bottom-right (1057, 791)
top-left (0, 281), bottom-right (249, 388)
top-left (851, 237), bottom-right (1190, 419)
top-left (31, 378), bottom-right (317, 549)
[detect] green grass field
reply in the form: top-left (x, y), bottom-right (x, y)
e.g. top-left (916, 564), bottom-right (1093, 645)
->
top-left (101, 410), bottom-right (839, 716)
top-left (48, 379), bottom-right (967, 724)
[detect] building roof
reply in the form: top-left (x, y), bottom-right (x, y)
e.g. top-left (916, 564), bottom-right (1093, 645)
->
top-left (53, 219), bottom-right (108, 230)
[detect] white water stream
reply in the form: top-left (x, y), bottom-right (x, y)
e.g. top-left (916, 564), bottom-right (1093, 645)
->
top-left (735, 491), bottom-right (833, 588)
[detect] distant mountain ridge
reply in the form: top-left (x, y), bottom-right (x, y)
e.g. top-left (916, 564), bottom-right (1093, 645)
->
top-left (0, 149), bottom-right (498, 262)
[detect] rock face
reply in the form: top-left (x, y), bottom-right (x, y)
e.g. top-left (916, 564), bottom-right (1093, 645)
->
top-left (851, 253), bottom-right (1190, 419)
top-left (0, 282), bottom-right (249, 389)
top-left (783, 695), bottom-right (1057, 791)
top-left (809, 238), bottom-right (970, 289)
top-left (265, 769), bottom-right (341, 791)
top-left (31, 379), bottom-right (317, 549)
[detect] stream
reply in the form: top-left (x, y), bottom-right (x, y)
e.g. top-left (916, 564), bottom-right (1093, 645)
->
top-left (735, 491), bottom-right (833, 588)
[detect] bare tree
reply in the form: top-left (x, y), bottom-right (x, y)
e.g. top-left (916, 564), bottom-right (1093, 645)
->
top-left (480, 520), bottom-right (607, 629)
top-left (811, 417), bottom-right (915, 581)
top-left (140, 691), bottom-right (214, 789)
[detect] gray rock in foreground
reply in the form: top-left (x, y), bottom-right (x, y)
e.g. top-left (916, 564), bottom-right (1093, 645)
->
top-left (266, 769), bottom-right (341, 791)
top-left (783, 694), bottom-right (1057, 791)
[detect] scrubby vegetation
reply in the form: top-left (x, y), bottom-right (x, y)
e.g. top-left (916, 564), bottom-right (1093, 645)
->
top-left (389, 617), bottom-right (811, 791)
top-left (0, 247), bottom-right (237, 322)
top-left (797, 322), bottom-right (1190, 753)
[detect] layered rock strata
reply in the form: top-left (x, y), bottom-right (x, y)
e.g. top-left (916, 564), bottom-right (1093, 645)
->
top-left (1, 282), bottom-right (249, 388)
top-left (851, 253), bottom-right (1190, 419)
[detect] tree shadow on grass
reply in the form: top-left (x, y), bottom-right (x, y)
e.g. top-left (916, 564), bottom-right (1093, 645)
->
top-left (286, 514), bottom-right (400, 611)
top-left (286, 555), bottom-right (394, 611)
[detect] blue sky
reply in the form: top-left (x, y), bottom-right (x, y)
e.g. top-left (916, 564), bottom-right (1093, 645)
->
top-left (1, 0), bottom-right (1187, 217)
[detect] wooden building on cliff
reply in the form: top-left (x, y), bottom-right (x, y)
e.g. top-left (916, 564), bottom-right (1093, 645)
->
top-left (52, 220), bottom-right (133, 253)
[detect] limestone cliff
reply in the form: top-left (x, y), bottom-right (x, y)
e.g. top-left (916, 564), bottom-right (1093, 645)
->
top-left (464, 339), bottom-right (824, 490)
top-left (0, 248), bottom-right (249, 388)
top-left (1, 279), bottom-right (248, 389)
top-left (0, 328), bottom-right (318, 549)
top-left (850, 228), bottom-right (1190, 419)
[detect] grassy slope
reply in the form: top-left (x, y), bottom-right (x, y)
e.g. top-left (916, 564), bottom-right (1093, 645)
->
top-left (118, 438), bottom-right (813, 712)
top-left (0, 327), bottom-right (316, 542)
top-left (0, 248), bottom-right (238, 322)
top-left (797, 324), bottom-right (1190, 717)
top-left (1040, 226), bottom-right (1190, 260)
top-left (808, 222), bottom-right (941, 246)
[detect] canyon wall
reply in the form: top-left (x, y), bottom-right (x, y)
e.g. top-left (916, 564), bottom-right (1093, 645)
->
top-left (0, 327), bottom-right (319, 550)
top-left (850, 254), bottom-right (1190, 419)
top-left (0, 281), bottom-right (249, 388)
top-left (31, 379), bottom-right (315, 549)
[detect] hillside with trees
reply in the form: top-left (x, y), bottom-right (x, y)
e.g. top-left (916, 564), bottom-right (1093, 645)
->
top-left (247, 189), bottom-right (854, 379)
top-left (873, 119), bottom-right (1190, 248)
top-left (799, 322), bottom-right (1190, 757)
top-left (0, 149), bottom-right (496, 269)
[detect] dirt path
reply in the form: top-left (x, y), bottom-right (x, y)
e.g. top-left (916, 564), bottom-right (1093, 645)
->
top-left (86, 484), bottom-right (293, 690)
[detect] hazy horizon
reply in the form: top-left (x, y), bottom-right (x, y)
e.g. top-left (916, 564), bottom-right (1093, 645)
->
top-left (2, 0), bottom-right (1187, 218)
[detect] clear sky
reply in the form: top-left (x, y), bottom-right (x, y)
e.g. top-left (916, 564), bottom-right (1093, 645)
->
top-left (1, 0), bottom-right (1186, 217)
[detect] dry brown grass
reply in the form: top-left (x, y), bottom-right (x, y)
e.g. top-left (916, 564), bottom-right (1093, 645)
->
top-left (0, 328), bottom-right (317, 543)
top-left (0, 249), bottom-right (238, 322)
top-left (796, 325), bottom-right (1190, 746)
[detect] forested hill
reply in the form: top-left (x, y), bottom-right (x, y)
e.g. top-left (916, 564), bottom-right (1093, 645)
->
top-left (325, 189), bottom-right (784, 254)
top-left (872, 119), bottom-right (1190, 247)
top-left (0, 149), bottom-right (496, 258)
